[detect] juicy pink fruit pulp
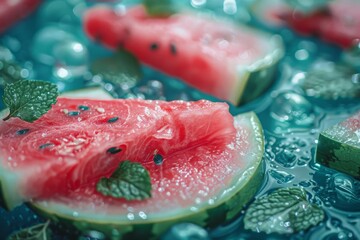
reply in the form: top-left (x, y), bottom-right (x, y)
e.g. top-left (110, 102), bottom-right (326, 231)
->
top-left (41, 113), bottom-right (253, 216)
top-left (274, 0), bottom-right (360, 48)
top-left (0, 98), bottom-right (237, 203)
top-left (84, 6), bottom-right (272, 103)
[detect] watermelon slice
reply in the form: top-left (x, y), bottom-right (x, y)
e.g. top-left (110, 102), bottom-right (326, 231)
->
top-left (0, 97), bottom-right (264, 239)
top-left (254, 0), bottom-right (360, 49)
top-left (316, 110), bottom-right (360, 179)
top-left (83, 5), bottom-right (283, 105)
top-left (0, 0), bottom-right (42, 33)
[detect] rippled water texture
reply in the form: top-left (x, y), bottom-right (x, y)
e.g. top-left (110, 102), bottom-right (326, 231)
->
top-left (0, 0), bottom-right (360, 239)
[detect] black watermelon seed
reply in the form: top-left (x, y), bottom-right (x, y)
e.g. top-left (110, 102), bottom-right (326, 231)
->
top-left (16, 129), bottom-right (30, 135)
top-left (39, 143), bottom-right (54, 150)
top-left (68, 111), bottom-right (80, 116)
top-left (170, 43), bottom-right (177, 55)
top-left (78, 105), bottom-right (90, 111)
top-left (150, 43), bottom-right (159, 51)
top-left (107, 117), bottom-right (119, 123)
top-left (107, 147), bottom-right (122, 154)
top-left (154, 153), bottom-right (164, 165)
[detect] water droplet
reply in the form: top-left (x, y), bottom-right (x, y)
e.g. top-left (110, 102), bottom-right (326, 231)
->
top-left (269, 169), bottom-right (295, 184)
top-left (162, 223), bottom-right (210, 240)
top-left (223, 0), bottom-right (237, 14)
top-left (31, 26), bottom-right (77, 65)
top-left (127, 213), bottom-right (135, 220)
top-left (270, 92), bottom-right (315, 127)
top-left (72, 211), bottom-right (79, 217)
top-left (53, 40), bottom-right (89, 76)
top-left (330, 173), bottom-right (360, 211)
top-left (78, 230), bottom-right (106, 240)
top-left (191, 0), bottom-right (206, 8)
top-left (139, 211), bottom-right (147, 219)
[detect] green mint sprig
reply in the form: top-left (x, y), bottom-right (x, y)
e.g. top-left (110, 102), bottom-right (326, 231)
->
top-left (2, 80), bottom-right (58, 122)
top-left (97, 160), bottom-right (152, 201)
top-left (244, 187), bottom-right (325, 234)
top-left (8, 220), bottom-right (51, 240)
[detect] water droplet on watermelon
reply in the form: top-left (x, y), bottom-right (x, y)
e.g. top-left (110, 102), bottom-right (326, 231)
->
top-left (72, 211), bottom-right (79, 217)
top-left (270, 92), bottom-right (315, 127)
top-left (139, 211), bottom-right (147, 219)
top-left (161, 223), bottom-right (210, 240)
top-left (127, 213), bottom-right (135, 221)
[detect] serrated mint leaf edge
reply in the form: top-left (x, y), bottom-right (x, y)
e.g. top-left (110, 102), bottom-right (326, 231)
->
top-left (2, 80), bottom-right (58, 122)
top-left (243, 187), bottom-right (325, 234)
top-left (96, 160), bottom-right (152, 201)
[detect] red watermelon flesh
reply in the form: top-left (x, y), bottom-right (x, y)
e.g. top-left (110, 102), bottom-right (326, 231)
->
top-left (0, 0), bottom-right (42, 33)
top-left (83, 5), bottom-right (280, 105)
top-left (0, 98), bottom-right (236, 208)
top-left (275, 0), bottom-right (360, 49)
top-left (33, 110), bottom-right (257, 219)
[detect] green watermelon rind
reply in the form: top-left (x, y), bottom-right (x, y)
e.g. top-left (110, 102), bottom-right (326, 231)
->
top-left (26, 112), bottom-right (264, 239)
top-left (316, 132), bottom-right (360, 179)
top-left (232, 35), bottom-right (284, 105)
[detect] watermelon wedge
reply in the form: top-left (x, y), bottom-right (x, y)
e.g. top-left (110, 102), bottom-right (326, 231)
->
top-left (0, 97), bottom-right (264, 239)
top-left (83, 5), bottom-right (283, 105)
top-left (316, 110), bottom-right (360, 179)
top-left (254, 0), bottom-right (360, 49)
top-left (0, 0), bottom-right (42, 33)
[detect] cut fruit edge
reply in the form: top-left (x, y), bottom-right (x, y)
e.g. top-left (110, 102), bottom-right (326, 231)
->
top-left (25, 112), bottom-right (264, 238)
top-left (316, 132), bottom-right (360, 180)
top-left (0, 87), bottom-right (115, 210)
top-left (231, 34), bottom-right (284, 105)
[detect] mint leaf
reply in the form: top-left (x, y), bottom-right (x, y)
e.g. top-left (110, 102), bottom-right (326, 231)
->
top-left (0, 59), bottom-right (24, 86)
top-left (244, 187), bottom-right (325, 234)
top-left (2, 80), bottom-right (58, 122)
top-left (90, 50), bottom-right (142, 89)
top-left (96, 160), bottom-right (152, 200)
top-left (143, 0), bottom-right (186, 16)
top-left (8, 220), bottom-right (51, 240)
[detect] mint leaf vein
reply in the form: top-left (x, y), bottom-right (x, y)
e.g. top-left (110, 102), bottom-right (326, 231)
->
top-left (96, 160), bottom-right (152, 200)
top-left (2, 80), bottom-right (58, 122)
top-left (244, 187), bottom-right (325, 234)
